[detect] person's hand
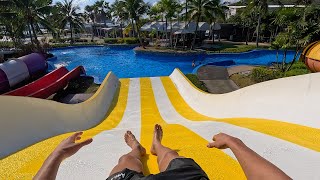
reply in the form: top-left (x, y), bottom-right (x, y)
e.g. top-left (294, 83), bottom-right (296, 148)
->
top-left (52, 132), bottom-right (93, 160)
top-left (207, 133), bottom-right (240, 149)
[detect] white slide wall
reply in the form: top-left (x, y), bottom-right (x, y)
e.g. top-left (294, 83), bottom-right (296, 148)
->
top-left (170, 69), bottom-right (320, 128)
top-left (0, 72), bottom-right (119, 158)
top-left (151, 77), bottom-right (320, 179)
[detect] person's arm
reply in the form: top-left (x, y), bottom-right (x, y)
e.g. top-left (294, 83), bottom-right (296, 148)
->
top-left (207, 133), bottom-right (291, 180)
top-left (34, 132), bottom-right (93, 180)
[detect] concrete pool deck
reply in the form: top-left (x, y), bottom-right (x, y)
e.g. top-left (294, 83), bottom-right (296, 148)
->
top-left (0, 69), bottom-right (320, 179)
top-left (196, 65), bottom-right (256, 93)
top-left (196, 65), bottom-right (239, 93)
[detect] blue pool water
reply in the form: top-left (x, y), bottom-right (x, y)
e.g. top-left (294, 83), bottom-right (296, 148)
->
top-left (50, 46), bottom-right (298, 83)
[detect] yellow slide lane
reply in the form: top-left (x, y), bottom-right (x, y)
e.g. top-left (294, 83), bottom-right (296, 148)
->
top-left (161, 77), bottom-right (320, 152)
top-left (140, 78), bottom-right (246, 179)
top-left (0, 79), bottom-right (130, 179)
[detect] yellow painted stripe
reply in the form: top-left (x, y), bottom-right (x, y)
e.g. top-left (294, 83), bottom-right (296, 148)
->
top-left (140, 78), bottom-right (245, 179)
top-left (0, 79), bottom-right (130, 179)
top-left (161, 76), bottom-right (320, 152)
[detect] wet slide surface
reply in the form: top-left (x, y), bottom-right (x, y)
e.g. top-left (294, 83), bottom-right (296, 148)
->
top-left (0, 69), bottom-right (319, 179)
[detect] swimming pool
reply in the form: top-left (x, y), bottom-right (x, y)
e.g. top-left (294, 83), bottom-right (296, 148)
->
top-left (50, 46), bottom-right (298, 83)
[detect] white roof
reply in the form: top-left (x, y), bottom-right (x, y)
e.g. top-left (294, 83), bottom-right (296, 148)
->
top-left (141, 22), bottom-right (166, 32)
top-left (101, 27), bottom-right (114, 31)
top-left (141, 21), bottom-right (213, 32)
top-left (211, 23), bottom-right (221, 30)
top-left (198, 22), bottom-right (210, 31)
top-left (174, 29), bottom-right (193, 34)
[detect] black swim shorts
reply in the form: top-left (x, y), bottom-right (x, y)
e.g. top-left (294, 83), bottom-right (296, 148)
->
top-left (107, 158), bottom-right (209, 180)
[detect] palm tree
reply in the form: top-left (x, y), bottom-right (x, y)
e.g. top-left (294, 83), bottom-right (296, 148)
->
top-left (157, 0), bottom-right (181, 47)
top-left (120, 0), bottom-right (149, 45)
top-left (204, 0), bottom-right (226, 43)
top-left (93, 0), bottom-right (111, 25)
top-left (56, 0), bottom-right (84, 44)
top-left (85, 1), bottom-right (111, 39)
top-left (111, 0), bottom-right (129, 38)
top-left (187, 0), bottom-right (222, 49)
top-left (0, 0), bottom-right (25, 47)
top-left (11, 0), bottom-right (53, 47)
top-left (84, 5), bottom-right (96, 41)
top-left (247, 0), bottom-right (268, 47)
top-left (149, 3), bottom-right (163, 21)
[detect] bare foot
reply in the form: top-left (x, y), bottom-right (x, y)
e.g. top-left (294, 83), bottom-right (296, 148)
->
top-left (124, 131), bottom-right (146, 156)
top-left (150, 124), bottom-right (163, 155)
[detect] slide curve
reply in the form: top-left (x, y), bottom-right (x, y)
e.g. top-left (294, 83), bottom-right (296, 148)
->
top-left (0, 72), bottom-right (119, 159)
top-left (1, 69), bottom-right (319, 179)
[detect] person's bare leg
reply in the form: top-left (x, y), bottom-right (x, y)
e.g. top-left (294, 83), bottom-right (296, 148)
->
top-left (150, 124), bottom-right (183, 172)
top-left (109, 131), bottom-right (146, 176)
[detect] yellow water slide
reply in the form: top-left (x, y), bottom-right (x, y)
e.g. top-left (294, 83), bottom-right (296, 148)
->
top-left (0, 69), bottom-right (319, 179)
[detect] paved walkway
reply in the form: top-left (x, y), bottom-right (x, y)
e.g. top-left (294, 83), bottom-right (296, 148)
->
top-left (197, 65), bottom-right (239, 94)
top-left (197, 65), bottom-right (256, 94)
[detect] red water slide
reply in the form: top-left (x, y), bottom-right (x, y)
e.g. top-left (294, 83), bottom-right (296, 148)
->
top-left (4, 66), bottom-right (85, 99)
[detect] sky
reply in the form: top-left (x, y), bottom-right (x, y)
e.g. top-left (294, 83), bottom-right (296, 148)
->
top-left (53, 0), bottom-right (237, 11)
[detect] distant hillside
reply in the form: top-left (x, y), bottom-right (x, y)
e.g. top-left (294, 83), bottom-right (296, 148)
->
top-left (230, 0), bottom-right (320, 6)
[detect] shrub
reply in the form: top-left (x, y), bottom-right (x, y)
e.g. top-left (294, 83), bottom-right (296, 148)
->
top-left (251, 67), bottom-right (282, 83)
top-left (284, 62), bottom-right (310, 77)
top-left (49, 38), bottom-right (66, 43)
top-left (117, 38), bottom-right (124, 44)
top-left (230, 74), bottom-right (255, 88)
top-left (74, 39), bottom-right (88, 43)
top-left (185, 74), bottom-right (208, 92)
top-left (49, 42), bottom-right (103, 48)
top-left (284, 68), bottom-right (310, 77)
top-left (104, 37), bottom-right (139, 44)
top-left (123, 37), bottom-right (139, 44)
top-left (104, 38), bottom-right (118, 44)
top-left (290, 61), bottom-right (308, 70)
top-left (0, 41), bottom-right (15, 49)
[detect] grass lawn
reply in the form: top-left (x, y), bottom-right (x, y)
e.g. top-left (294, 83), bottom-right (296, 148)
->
top-left (206, 42), bottom-right (270, 53)
top-left (185, 74), bottom-right (209, 92)
top-left (230, 74), bottom-right (256, 88)
top-left (231, 61), bottom-right (311, 88)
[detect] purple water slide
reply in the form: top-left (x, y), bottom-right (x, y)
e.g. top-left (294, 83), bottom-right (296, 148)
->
top-left (18, 53), bottom-right (47, 77)
top-left (0, 68), bottom-right (10, 94)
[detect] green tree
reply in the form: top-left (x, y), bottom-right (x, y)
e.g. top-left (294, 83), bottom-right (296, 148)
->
top-left (157, 0), bottom-right (181, 47)
top-left (93, 0), bottom-right (111, 25)
top-left (187, 0), bottom-right (223, 49)
top-left (0, 0), bottom-right (25, 47)
top-left (56, 0), bottom-right (84, 44)
top-left (84, 1), bottom-right (111, 39)
top-left (271, 6), bottom-right (318, 73)
top-left (149, 3), bottom-right (163, 21)
top-left (111, 0), bottom-right (129, 38)
top-left (120, 0), bottom-right (149, 45)
top-left (247, 0), bottom-right (268, 47)
top-left (10, 0), bottom-right (53, 47)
